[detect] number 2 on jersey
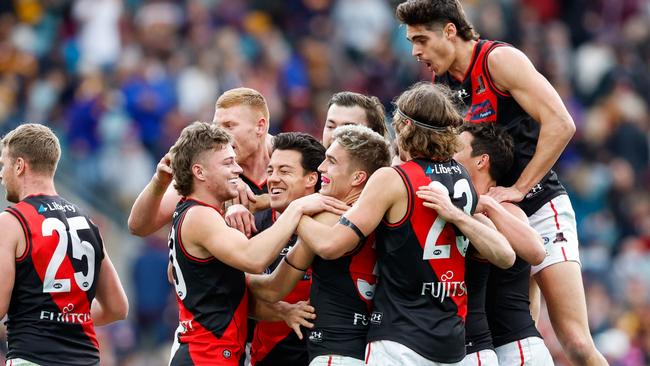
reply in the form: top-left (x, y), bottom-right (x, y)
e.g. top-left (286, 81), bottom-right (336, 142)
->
top-left (42, 216), bottom-right (96, 293)
top-left (422, 179), bottom-right (472, 260)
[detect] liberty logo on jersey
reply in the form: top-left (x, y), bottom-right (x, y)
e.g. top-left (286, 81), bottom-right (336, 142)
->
top-left (38, 201), bottom-right (77, 213)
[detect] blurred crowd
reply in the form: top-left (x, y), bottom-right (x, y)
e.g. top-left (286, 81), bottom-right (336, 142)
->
top-left (0, 0), bottom-right (649, 365)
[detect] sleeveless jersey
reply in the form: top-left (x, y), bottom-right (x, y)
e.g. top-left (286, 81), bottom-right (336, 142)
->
top-left (485, 257), bottom-right (540, 347)
top-left (436, 39), bottom-right (566, 215)
top-left (250, 209), bottom-right (311, 366)
top-left (169, 198), bottom-right (248, 366)
top-left (464, 247), bottom-right (493, 354)
top-left (367, 159), bottom-right (478, 363)
top-left (307, 234), bottom-right (377, 361)
top-left (5, 195), bottom-right (104, 366)
top-left (241, 175), bottom-right (268, 196)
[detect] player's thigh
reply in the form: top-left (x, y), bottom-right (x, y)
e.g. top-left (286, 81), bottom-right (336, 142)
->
top-left (495, 337), bottom-right (553, 366)
top-left (534, 261), bottom-right (590, 339)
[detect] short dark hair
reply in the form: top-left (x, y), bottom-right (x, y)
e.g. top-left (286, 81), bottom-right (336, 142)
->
top-left (328, 92), bottom-right (388, 139)
top-left (272, 132), bottom-right (326, 191)
top-left (396, 0), bottom-right (479, 41)
top-left (460, 123), bottom-right (514, 182)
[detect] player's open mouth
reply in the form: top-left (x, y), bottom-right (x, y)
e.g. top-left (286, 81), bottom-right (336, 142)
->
top-left (321, 176), bottom-right (331, 185)
top-left (270, 187), bottom-right (285, 195)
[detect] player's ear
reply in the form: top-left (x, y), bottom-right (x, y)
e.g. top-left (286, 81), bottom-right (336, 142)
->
top-left (14, 157), bottom-right (25, 176)
top-left (256, 117), bottom-right (267, 137)
top-left (351, 170), bottom-right (368, 187)
top-left (477, 153), bottom-right (490, 171)
top-left (306, 171), bottom-right (318, 189)
top-left (192, 163), bottom-right (206, 182)
top-left (444, 22), bottom-right (457, 39)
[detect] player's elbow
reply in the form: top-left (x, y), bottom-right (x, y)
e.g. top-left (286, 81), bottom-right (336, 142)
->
top-left (529, 240), bottom-right (546, 266)
top-left (242, 260), bottom-right (268, 275)
top-left (127, 215), bottom-right (149, 237)
top-left (317, 243), bottom-right (343, 260)
top-left (558, 114), bottom-right (576, 139)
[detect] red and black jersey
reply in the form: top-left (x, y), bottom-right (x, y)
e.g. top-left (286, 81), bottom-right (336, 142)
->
top-left (241, 175), bottom-right (268, 196)
top-left (307, 234), bottom-right (377, 362)
top-left (367, 159), bottom-right (478, 363)
top-left (485, 257), bottom-right (540, 347)
top-left (250, 209), bottom-right (310, 366)
top-left (169, 198), bottom-right (248, 366)
top-left (5, 195), bottom-right (104, 366)
top-left (464, 247), bottom-right (493, 354)
top-left (436, 40), bottom-right (566, 216)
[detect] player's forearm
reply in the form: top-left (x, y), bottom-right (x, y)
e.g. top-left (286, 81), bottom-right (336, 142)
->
top-left (515, 115), bottom-right (575, 195)
top-left (245, 204), bottom-right (303, 272)
top-left (250, 299), bottom-right (289, 322)
top-left (247, 263), bottom-right (304, 303)
top-left (456, 214), bottom-right (515, 269)
top-left (482, 201), bottom-right (545, 265)
top-left (91, 298), bottom-right (128, 326)
top-left (296, 216), bottom-right (350, 260)
top-left (128, 177), bottom-right (171, 236)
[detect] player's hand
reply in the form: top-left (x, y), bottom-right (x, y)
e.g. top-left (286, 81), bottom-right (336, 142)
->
top-left (279, 300), bottom-right (316, 340)
top-left (486, 185), bottom-right (525, 203)
top-left (292, 193), bottom-right (350, 216)
top-left (475, 194), bottom-right (498, 214)
top-left (224, 204), bottom-right (257, 238)
top-left (232, 179), bottom-right (258, 208)
top-left (153, 153), bottom-right (173, 188)
top-left (250, 193), bottom-right (270, 214)
top-left (416, 185), bottom-right (465, 223)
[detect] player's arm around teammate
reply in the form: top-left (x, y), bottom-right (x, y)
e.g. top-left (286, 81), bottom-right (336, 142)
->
top-left (181, 193), bottom-right (346, 274)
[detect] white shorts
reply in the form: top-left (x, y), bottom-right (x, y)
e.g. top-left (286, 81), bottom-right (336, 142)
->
top-left (528, 194), bottom-right (580, 275)
top-left (495, 337), bottom-right (553, 366)
top-left (311, 355), bottom-right (364, 366)
top-left (462, 349), bottom-right (499, 365)
top-left (364, 340), bottom-right (462, 366)
top-left (6, 359), bottom-right (41, 366)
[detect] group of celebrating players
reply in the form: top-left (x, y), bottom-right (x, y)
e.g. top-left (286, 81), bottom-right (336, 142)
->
top-left (0, 1), bottom-right (610, 366)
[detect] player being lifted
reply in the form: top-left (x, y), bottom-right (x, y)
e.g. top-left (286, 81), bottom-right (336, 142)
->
top-left (395, 1), bottom-right (604, 364)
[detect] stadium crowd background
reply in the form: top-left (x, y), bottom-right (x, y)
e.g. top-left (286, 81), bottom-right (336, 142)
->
top-left (0, 0), bottom-right (649, 365)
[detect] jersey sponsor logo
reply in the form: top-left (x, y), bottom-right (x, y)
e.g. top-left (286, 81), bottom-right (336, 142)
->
top-left (38, 201), bottom-right (77, 213)
top-left (309, 330), bottom-right (323, 343)
top-left (39, 303), bottom-right (91, 324)
top-left (469, 100), bottom-right (495, 121)
top-left (421, 271), bottom-right (467, 302)
top-left (370, 312), bottom-right (383, 325)
top-left (457, 89), bottom-right (470, 100)
top-left (525, 183), bottom-right (544, 199)
top-left (353, 313), bottom-right (369, 326)
top-left (425, 164), bottom-right (463, 176)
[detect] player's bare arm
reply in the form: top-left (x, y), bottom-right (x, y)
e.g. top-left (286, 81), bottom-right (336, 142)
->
top-left (0, 212), bottom-right (21, 318)
top-left (247, 241), bottom-right (315, 303)
top-left (248, 210), bottom-right (339, 302)
top-left (249, 298), bottom-right (315, 340)
top-left (477, 195), bottom-right (546, 265)
top-left (184, 194), bottom-right (347, 274)
top-left (297, 167), bottom-right (402, 260)
top-left (487, 47), bottom-right (576, 202)
top-left (128, 153), bottom-right (181, 236)
top-left (224, 204), bottom-right (257, 238)
top-left (91, 250), bottom-right (129, 326)
top-left (417, 185), bottom-right (515, 269)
